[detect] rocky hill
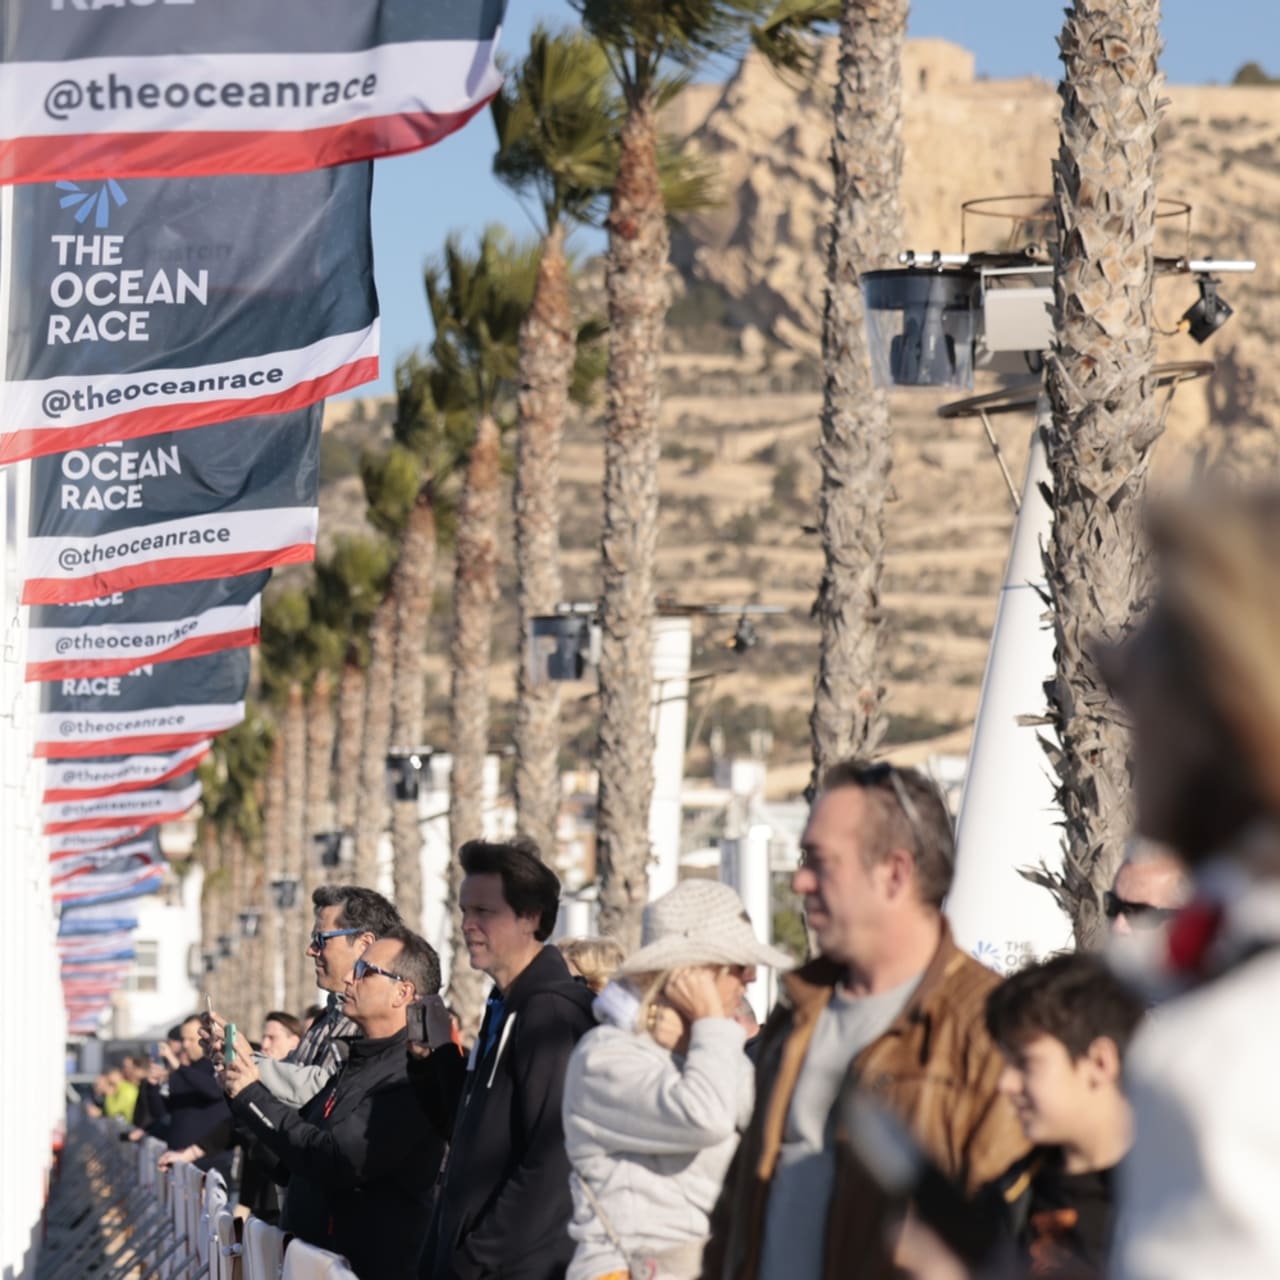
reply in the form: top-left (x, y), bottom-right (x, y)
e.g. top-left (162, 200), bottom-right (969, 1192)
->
top-left (320, 39), bottom-right (1280, 800)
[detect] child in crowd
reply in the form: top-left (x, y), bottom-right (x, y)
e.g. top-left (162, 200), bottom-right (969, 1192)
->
top-left (981, 953), bottom-right (1146, 1278)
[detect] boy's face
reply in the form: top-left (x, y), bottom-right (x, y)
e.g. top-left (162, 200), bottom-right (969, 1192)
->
top-left (997, 1032), bottom-right (1116, 1145)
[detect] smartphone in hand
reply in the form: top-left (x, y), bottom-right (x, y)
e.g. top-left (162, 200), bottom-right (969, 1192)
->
top-left (406, 1002), bottom-right (428, 1045)
top-left (224, 1024), bottom-right (237, 1066)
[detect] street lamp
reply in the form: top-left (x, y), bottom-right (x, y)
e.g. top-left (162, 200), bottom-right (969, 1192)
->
top-left (385, 747), bottom-right (433, 803)
top-left (238, 907), bottom-right (263, 939)
top-left (313, 830), bottom-right (345, 869)
top-left (216, 933), bottom-right (235, 959)
top-left (201, 950), bottom-right (217, 975)
top-left (270, 877), bottom-right (300, 910)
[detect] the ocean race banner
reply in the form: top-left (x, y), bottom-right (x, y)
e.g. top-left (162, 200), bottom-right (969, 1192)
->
top-left (59, 934), bottom-right (137, 962)
top-left (35, 648), bottom-right (249, 758)
top-left (0, 0), bottom-right (505, 183)
top-left (53, 864), bottom-right (165, 907)
top-left (43, 772), bottom-right (200, 834)
top-left (0, 167), bottom-right (376, 462)
top-left (49, 824), bottom-right (149, 856)
top-left (51, 833), bottom-right (162, 878)
top-left (22, 409), bottom-right (319, 604)
top-left (57, 898), bottom-right (144, 933)
top-left (27, 574), bottom-right (267, 681)
top-left (43, 741), bottom-right (210, 804)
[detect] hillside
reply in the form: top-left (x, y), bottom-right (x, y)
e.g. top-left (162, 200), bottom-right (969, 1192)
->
top-left (319, 39), bottom-right (1280, 800)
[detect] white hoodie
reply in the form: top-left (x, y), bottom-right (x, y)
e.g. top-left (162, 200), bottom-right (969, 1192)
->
top-left (561, 1017), bottom-right (754, 1280)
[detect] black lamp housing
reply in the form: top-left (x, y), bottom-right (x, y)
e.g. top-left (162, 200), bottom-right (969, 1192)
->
top-left (862, 268), bottom-right (978, 389)
top-left (1181, 276), bottom-right (1233, 344)
top-left (237, 907), bottom-right (262, 939)
top-left (528, 615), bottom-right (594, 683)
top-left (201, 950), bottom-right (217, 975)
top-left (216, 933), bottom-right (235, 959)
top-left (313, 831), bottom-right (345, 869)
top-left (270, 876), bottom-right (300, 911)
top-left (385, 748), bottom-right (432, 803)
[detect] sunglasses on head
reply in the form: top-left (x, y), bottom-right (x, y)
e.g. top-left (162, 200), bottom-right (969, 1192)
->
top-left (1103, 891), bottom-right (1178, 928)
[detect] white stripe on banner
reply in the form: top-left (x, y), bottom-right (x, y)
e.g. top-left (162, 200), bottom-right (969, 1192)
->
top-left (4, 323), bottom-right (378, 457)
top-left (0, 41), bottom-right (500, 138)
top-left (27, 598), bottom-right (260, 679)
top-left (49, 826), bottom-right (149, 855)
top-left (44, 778), bottom-right (202, 833)
top-left (23, 507), bottom-right (317, 604)
top-left (44, 742), bottom-right (210, 802)
top-left (35, 699), bottom-right (245, 758)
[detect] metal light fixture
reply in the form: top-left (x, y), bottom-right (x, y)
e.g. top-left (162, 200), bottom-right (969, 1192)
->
top-left (270, 877), bottom-right (300, 911)
top-left (216, 933), bottom-right (235, 959)
top-left (730, 616), bottom-right (759, 655)
top-left (201, 950), bottom-right (217, 975)
top-left (237, 907), bottom-right (263, 939)
top-left (863, 267), bottom-right (979, 389)
top-left (385, 747), bottom-right (432, 803)
top-left (527, 614), bottom-right (596, 684)
top-left (1181, 275), bottom-right (1233, 343)
top-left (313, 831), bottom-right (345, 869)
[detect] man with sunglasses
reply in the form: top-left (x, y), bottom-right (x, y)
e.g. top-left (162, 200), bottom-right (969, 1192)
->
top-left (1107, 841), bottom-right (1190, 937)
top-left (706, 759), bottom-right (1026, 1280)
top-left (225, 925), bottom-right (446, 1280)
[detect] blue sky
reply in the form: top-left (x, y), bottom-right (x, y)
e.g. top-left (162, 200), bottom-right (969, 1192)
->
top-left (358, 0), bottom-right (1278, 397)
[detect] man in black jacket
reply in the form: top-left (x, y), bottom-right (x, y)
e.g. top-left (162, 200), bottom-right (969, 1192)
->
top-left (166, 1015), bottom-right (233, 1175)
top-left (412, 839), bottom-right (595, 1280)
top-left (226, 925), bottom-right (446, 1280)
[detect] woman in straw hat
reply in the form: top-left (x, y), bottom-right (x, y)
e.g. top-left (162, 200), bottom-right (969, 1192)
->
top-left (562, 879), bottom-right (794, 1280)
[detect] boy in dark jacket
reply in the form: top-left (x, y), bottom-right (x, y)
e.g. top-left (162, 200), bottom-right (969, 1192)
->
top-left (981, 953), bottom-right (1146, 1278)
top-left (411, 839), bottom-right (595, 1280)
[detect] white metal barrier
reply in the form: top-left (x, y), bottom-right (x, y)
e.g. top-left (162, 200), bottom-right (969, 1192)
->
top-left (243, 1215), bottom-right (287, 1280)
top-left (282, 1239), bottom-right (358, 1280)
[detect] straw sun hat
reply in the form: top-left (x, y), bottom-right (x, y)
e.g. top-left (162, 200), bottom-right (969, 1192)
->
top-left (616, 879), bottom-right (795, 978)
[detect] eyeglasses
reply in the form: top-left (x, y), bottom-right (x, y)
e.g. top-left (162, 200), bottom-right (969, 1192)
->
top-left (308, 927), bottom-right (362, 953)
top-left (352, 958), bottom-right (407, 984)
top-left (1103, 891), bottom-right (1178, 929)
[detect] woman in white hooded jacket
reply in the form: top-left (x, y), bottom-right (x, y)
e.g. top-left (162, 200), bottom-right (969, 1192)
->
top-left (562, 880), bottom-right (794, 1280)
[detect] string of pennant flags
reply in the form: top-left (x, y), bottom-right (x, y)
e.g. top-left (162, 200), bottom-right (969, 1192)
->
top-left (0, 0), bottom-right (507, 1036)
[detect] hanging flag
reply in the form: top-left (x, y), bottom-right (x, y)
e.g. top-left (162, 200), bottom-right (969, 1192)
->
top-left (1, 167), bottom-right (376, 462)
top-left (59, 934), bottom-right (137, 963)
top-left (49, 824), bottom-right (151, 857)
top-left (53, 864), bottom-right (166, 907)
top-left (0, 0), bottom-right (505, 183)
top-left (43, 741), bottom-right (210, 804)
top-left (35, 649), bottom-right (249, 758)
top-left (44, 773), bottom-right (200, 834)
top-left (22, 409), bottom-right (318, 605)
top-left (27, 574), bottom-right (267, 681)
top-left (58, 900), bottom-right (143, 934)
top-left (52, 834), bottom-right (163, 879)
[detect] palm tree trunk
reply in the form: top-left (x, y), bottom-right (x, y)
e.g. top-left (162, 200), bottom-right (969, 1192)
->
top-left (1044, 0), bottom-right (1165, 948)
top-left (240, 840), bottom-right (267, 1034)
top-left (390, 486), bottom-right (438, 931)
top-left (305, 668), bottom-right (336, 905)
top-left (262, 732), bottom-right (287, 1010)
top-left (809, 0), bottom-right (907, 788)
top-left (594, 98), bottom-right (670, 953)
top-left (354, 597), bottom-right (396, 888)
top-left (446, 416), bottom-right (501, 1028)
top-left (198, 826), bottom-right (223, 1007)
top-left (282, 681), bottom-right (307, 1010)
top-left (334, 657), bottom-right (365, 847)
top-left (513, 223), bottom-right (574, 862)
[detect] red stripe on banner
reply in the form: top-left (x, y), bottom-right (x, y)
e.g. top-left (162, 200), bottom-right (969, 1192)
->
top-left (36, 729), bottom-right (217, 759)
top-left (43, 805), bottom-right (192, 836)
top-left (26, 626), bottom-right (260, 683)
top-left (43, 747), bottom-right (210, 804)
top-left (0, 103), bottom-right (492, 186)
top-left (0, 356), bottom-right (377, 464)
top-left (22, 544), bottom-right (315, 606)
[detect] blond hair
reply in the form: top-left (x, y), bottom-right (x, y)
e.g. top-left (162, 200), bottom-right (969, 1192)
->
top-left (556, 936), bottom-right (626, 994)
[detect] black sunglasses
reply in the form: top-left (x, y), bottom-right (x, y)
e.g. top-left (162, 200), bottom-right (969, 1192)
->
top-left (352, 957), bottom-right (407, 985)
top-left (1103, 891), bottom-right (1178, 928)
top-left (308, 927), bottom-right (362, 953)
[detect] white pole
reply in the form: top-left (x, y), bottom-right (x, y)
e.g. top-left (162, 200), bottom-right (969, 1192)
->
top-left (647, 616), bottom-right (692, 901)
top-left (946, 400), bottom-right (1074, 971)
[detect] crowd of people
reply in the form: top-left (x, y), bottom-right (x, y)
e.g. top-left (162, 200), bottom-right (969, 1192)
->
top-left (88, 488), bottom-right (1280, 1278)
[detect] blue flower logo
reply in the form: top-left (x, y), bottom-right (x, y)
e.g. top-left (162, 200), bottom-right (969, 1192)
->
top-left (56, 179), bottom-right (127, 229)
top-left (973, 940), bottom-right (1000, 964)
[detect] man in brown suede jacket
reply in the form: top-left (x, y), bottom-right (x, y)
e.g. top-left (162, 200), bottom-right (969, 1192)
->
top-left (704, 760), bottom-right (1026, 1280)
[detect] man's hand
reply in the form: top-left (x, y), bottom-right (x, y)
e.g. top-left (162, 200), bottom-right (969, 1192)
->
top-left (147, 1062), bottom-right (168, 1085)
top-left (224, 1052), bottom-right (261, 1099)
top-left (200, 1011), bottom-right (227, 1058)
top-left (126, 1127), bottom-right (145, 1143)
top-left (158, 1145), bottom-right (203, 1170)
top-left (157, 1040), bottom-right (181, 1070)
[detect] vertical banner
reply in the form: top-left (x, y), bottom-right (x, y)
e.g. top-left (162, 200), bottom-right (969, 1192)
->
top-left (27, 574), bottom-right (267, 681)
top-left (51, 833), bottom-right (162, 878)
top-left (35, 648), bottom-right (250, 757)
top-left (0, 0), bottom-right (506, 183)
top-left (43, 772), bottom-right (201, 834)
top-left (21, 408), bottom-right (319, 604)
top-left (43, 741), bottom-right (211, 804)
top-left (1, 167), bottom-right (376, 461)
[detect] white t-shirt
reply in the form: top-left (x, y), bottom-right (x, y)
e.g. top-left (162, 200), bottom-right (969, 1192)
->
top-left (758, 975), bottom-right (921, 1280)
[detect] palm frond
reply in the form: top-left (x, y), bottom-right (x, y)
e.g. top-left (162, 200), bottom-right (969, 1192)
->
top-left (751, 0), bottom-right (838, 76)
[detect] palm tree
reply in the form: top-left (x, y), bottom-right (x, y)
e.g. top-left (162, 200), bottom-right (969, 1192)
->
top-left (1041, 0), bottom-right (1165, 947)
top-left (571, 0), bottom-right (775, 949)
top-left (492, 27), bottom-right (620, 862)
top-left (802, 0), bottom-right (907, 789)
top-left (282, 679), bottom-right (307, 1007)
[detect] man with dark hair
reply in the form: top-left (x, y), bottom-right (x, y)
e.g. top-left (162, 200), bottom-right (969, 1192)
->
top-left (706, 760), bottom-right (1026, 1280)
top-left (413, 838), bottom-right (595, 1280)
top-left (231, 885), bottom-right (401, 1106)
top-left (981, 954), bottom-right (1146, 1276)
top-left (226, 925), bottom-right (446, 1280)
